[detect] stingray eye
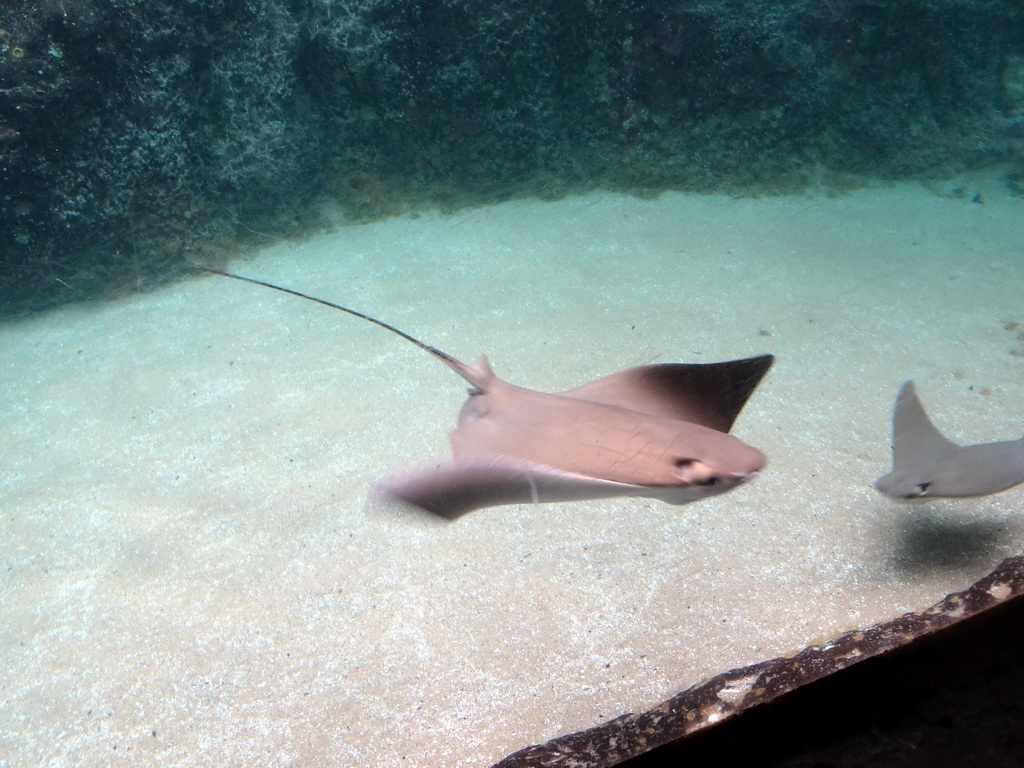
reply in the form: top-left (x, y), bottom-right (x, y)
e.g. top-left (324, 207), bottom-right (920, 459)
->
top-left (915, 482), bottom-right (932, 496)
top-left (672, 458), bottom-right (720, 487)
top-left (672, 458), bottom-right (700, 477)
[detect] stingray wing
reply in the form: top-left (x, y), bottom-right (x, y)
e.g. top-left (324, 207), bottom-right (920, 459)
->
top-left (890, 381), bottom-right (960, 468)
top-left (559, 355), bottom-right (774, 432)
top-left (379, 454), bottom-right (732, 519)
top-left (380, 456), bottom-right (642, 518)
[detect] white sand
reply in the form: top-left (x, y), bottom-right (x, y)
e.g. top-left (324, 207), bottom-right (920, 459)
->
top-left (2, 179), bottom-right (1023, 767)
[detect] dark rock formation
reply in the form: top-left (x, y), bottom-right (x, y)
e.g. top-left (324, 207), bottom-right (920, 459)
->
top-left (492, 552), bottom-right (1024, 768)
top-left (1, 0), bottom-right (1021, 314)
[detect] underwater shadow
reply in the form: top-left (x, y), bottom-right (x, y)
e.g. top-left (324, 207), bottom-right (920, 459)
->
top-left (889, 508), bottom-right (1020, 576)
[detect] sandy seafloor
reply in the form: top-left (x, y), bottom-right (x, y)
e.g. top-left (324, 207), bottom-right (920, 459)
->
top-left (2, 178), bottom-right (1023, 767)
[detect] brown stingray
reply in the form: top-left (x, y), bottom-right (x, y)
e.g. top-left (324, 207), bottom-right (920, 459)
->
top-left (875, 381), bottom-right (1024, 500)
top-left (199, 268), bottom-right (774, 518)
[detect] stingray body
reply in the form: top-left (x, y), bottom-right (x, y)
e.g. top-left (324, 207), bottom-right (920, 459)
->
top-left (396, 352), bottom-right (774, 517)
top-left (875, 381), bottom-right (1024, 501)
top-left (199, 268), bottom-right (773, 518)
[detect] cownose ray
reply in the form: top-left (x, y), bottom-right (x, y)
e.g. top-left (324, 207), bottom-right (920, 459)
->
top-left (875, 380), bottom-right (1024, 500)
top-left (197, 267), bottom-right (774, 518)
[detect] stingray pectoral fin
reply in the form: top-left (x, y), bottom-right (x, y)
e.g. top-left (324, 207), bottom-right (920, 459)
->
top-left (560, 355), bottom-right (774, 433)
top-left (379, 456), bottom-right (651, 519)
top-left (891, 381), bottom-right (960, 467)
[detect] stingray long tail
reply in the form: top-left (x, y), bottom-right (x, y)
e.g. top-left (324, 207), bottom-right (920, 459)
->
top-left (195, 266), bottom-right (474, 381)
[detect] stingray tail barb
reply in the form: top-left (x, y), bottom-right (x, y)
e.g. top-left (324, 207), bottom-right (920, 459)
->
top-left (195, 266), bottom-right (473, 376)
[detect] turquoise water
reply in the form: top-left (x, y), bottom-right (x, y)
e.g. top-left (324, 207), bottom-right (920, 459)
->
top-left (2, 2), bottom-right (1023, 765)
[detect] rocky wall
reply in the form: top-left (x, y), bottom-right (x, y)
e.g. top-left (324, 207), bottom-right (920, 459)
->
top-left (0, 0), bottom-right (1020, 314)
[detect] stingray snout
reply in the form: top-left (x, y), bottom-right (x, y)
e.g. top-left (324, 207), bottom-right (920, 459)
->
top-left (671, 449), bottom-right (765, 494)
top-left (695, 436), bottom-right (766, 483)
top-left (672, 457), bottom-right (724, 486)
top-left (718, 467), bottom-right (762, 491)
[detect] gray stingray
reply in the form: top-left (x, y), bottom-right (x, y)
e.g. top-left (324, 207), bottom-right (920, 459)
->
top-left (199, 268), bottom-right (774, 518)
top-left (875, 380), bottom-right (1024, 501)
